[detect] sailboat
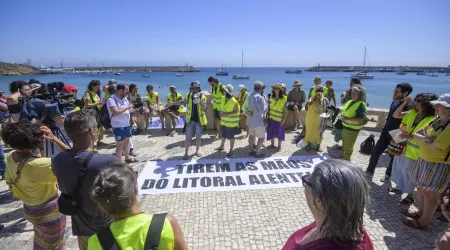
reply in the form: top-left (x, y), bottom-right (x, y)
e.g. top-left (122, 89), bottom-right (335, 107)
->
top-left (216, 64), bottom-right (229, 76)
top-left (232, 50), bottom-right (250, 79)
top-left (351, 47), bottom-right (374, 79)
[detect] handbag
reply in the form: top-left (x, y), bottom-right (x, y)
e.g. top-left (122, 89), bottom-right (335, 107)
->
top-left (58, 151), bottom-right (97, 216)
top-left (386, 117), bottom-right (424, 157)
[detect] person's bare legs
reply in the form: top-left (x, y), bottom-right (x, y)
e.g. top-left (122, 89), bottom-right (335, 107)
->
top-left (229, 139), bottom-right (235, 154)
top-left (418, 189), bottom-right (438, 226)
top-left (249, 135), bottom-right (255, 153)
top-left (159, 110), bottom-right (165, 130)
top-left (293, 106), bottom-right (300, 129)
top-left (184, 140), bottom-right (190, 159)
top-left (115, 140), bottom-right (126, 160)
top-left (123, 137), bottom-right (131, 161)
top-left (216, 139), bottom-right (225, 150)
top-left (195, 138), bottom-right (201, 156)
top-left (255, 138), bottom-right (264, 155)
top-left (277, 139), bottom-right (282, 150)
top-left (270, 139), bottom-right (275, 147)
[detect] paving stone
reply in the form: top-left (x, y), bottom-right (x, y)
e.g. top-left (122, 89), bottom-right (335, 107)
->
top-left (0, 129), bottom-right (448, 249)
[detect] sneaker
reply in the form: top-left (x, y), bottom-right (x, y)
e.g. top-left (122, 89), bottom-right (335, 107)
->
top-left (380, 175), bottom-right (391, 182)
top-left (292, 126), bottom-right (297, 132)
top-left (129, 149), bottom-right (138, 157)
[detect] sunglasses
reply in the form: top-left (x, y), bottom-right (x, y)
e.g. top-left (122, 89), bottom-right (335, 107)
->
top-left (302, 174), bottom-right (312, 188)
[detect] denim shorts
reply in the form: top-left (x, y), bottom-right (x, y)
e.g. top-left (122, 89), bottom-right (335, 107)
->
top-left (112, 126), bottom-right (132, 142)
top-left (185, 121), bottom-right (203, 141)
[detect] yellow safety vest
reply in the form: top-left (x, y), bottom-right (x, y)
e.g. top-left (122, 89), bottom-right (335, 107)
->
top-left (146, 92), bottom-right (159, 104)
top-left (84, 90), bottom-right (101, 110)
top-left (269, 96), bottom-right (287, 122)
top-left (310, 85), bottom-right (328, 98)
top-left (185, 93), bottom-right (207, 126)
top-left (212, 84), bottom-right (224, 110)
top-left (342, 100), bottom-right (366, 130)
top-left (236, 91), bottom-right (248, 112)
top-left (220, 97), bottom-right (240, 128)
top-left (167, 92), bottom-right (183, 113)
top-left (401, 109), bottom-right (436, 160)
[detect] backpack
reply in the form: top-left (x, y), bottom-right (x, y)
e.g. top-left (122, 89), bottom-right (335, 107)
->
top-left (360, 134), bottom-right (375, 155)
top-left (100, 97), bottom-right (118, 130)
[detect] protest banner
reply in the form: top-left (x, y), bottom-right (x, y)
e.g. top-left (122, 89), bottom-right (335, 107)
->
top-left (138, 155), bottom-right (327, 195)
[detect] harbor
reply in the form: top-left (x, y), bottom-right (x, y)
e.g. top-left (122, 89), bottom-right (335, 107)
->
top-left (306, 65), bottom-right (450, 73)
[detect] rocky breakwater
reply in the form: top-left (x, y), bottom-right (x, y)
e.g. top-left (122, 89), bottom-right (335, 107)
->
top-left (74, 65), bottom-right (201, 73)
top-left (0, 62), bottom-right (39, 76)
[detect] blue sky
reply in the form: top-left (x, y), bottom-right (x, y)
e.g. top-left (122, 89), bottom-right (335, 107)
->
top-left (0, 0), bottom-right (449, 67)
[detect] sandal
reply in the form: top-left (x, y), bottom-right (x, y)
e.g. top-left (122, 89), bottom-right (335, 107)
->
top-left (182, 154), bottom-right (189, 160)
top-left (388, 187), bottom-right (402, 194)
top-left (399, 196), bottom-right (415, 205)
top-left (215, 147), bottom-right (224, 151)
top-left (400, 208), bottom-right (420, 219)
top-left (402, 217), bottom-right (427, 231)
top-left (125, 158), bottom-right (139, 164)
top-left (305, 144), bottom-right (311, 152)
top-left (226, 152), bottom-right (233, 157)
top-left (194, 152), bottom-right (202, 157)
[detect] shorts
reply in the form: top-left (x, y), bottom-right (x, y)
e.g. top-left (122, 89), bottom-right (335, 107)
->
top-left (248, 126), bottom-right (266, 138)
top-left (221, 126), bottom-right (239, 140)
top-left (214, 109), bottom-right (221, 120)
top-left (112, 126), bottom-right (132, 142)
top-left (186, 121), bottom-right (203, 141)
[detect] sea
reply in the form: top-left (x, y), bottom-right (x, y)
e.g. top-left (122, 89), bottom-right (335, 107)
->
top-left (0, 67), bottom-right (449, 109)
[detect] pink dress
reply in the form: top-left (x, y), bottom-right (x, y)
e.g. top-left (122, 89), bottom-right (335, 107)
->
top-left (282, 222), bottom-right (374, 250)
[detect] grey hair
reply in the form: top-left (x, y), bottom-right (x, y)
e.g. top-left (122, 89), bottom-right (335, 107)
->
top-left (351, 86), bottom-right (366, 102)
top-left (64, 109), bottom-right (97, 144)
top-left (309, 159), bottom-right (369, 243)
top-left (254, 80), bottom-right (264, 91)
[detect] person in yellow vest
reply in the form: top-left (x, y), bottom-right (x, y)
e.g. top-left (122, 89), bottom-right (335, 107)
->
top-left (145, 84), bottom-right (164, 130)
top-left (183, 81), bottom-right (207, 160)
top-left (266, 83), bottom-right (288, 150)
top-left (83, 80), bottom-right (104, 148)
top-left (405, 93), bottom-right (450, 230)
top-left (164, 86), bottom-right (184, 136)
top-left (341, 86), bottom-right (367, 160)
top-left (215, 84), bottom-right (239, 157)
top-left (308, 76), bottom-right (329, 100)
top-left (389, 93), bottom-right (438, 205)
top-left (236, 84), bottom-right (248, 134)
top-left (208, 76), bottom-right (224, 139)
top-left (88, 165), bottom-right (188, 250)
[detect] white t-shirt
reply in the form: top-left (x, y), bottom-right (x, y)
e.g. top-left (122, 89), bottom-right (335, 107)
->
top-left (106, 94), bottom-right (131, 128)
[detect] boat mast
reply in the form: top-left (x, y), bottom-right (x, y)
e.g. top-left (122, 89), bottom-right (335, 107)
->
top-left (363, 46), bottom-right (366, 68)
top-left (241, 50), bottom-right (244, 74)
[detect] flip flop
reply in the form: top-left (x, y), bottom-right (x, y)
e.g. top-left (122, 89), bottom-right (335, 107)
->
top-left (215, 148), bottom-right (224, 151)
top-left (399, 196), bottom-right (415, 205)
top-left (194, 152), bottom-right (202, 157)
top-left (226, 152), bottom-right (233, 157)
top-left (182, 154), bottom-right (189, 160)
top-left (402, 217), bottom-right (427, 231)
top-left (125, 158), bottom-right (139, 164)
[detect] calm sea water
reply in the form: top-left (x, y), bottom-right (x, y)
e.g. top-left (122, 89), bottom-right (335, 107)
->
top-left (1, 67), bottom-right (449, 109)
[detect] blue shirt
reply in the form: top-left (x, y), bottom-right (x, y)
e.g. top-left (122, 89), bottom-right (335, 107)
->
top-left (381, 99), bottom-right (412, 137)
top-left (245, 91), bottom-right (267, 127)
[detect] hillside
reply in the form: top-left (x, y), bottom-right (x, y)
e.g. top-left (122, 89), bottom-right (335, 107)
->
top-left (0, 62), bottom-right (39, 76)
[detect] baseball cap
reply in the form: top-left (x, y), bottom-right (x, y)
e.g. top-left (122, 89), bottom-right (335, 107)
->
top-left (191, 81), bottom-right (200, 88)
top-left (430, 93), bottom-right (450, 108)
top-left (30, 83), bottom-right (42, 92)
top-left (62, 84), bottom-right (79, 93)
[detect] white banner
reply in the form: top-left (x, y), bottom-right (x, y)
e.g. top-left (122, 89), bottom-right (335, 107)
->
top-left (138, 155), bottom-right (327, 195)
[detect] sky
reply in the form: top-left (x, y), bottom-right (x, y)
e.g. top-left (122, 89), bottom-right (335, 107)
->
top-left (0, 0), bottom-right (449, 67)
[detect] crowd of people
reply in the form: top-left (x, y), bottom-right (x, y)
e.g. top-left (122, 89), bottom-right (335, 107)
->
top-left (0, 75), bottom-right (449, 249)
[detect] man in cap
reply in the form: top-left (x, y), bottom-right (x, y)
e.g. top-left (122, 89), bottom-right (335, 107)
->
top-left (164, 85), bottom-right (184, 136)
top-left (287, 80), bottom-right (306, 131)
top-left (236, 84), bottom-right (248, 134)
top-left (183, 81), bottom-right (207, 159)
top-left (244, 81), bottom-right (267, 157)
top-left (208, 76), bottom-right (224, 139)
top-left (216, 84), bottom-right (240, 156)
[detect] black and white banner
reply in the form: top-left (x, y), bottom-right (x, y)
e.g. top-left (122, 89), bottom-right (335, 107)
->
top-left (138, 155), bottom-right (327, 195)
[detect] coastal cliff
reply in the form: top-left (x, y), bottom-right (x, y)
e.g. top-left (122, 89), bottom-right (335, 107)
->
top-left (0, 62), bottom-right (39, 76)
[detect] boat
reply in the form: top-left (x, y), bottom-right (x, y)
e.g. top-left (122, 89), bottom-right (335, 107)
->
top-left (141, 74), bottom-right (150, 78)
top-left (417, 71), bottom-right (427, 75)
top-left (232, 50), bottom-right (250, 80)
top-left (175, 73), bottom-right (183, 77)
top-left (285, 69), bottom-right (302, 74)
top-left (396, 71), bottom-right (406, 75)
top-left (114, 72), bottom-right (121, 75)
top-left (351, 47), bottom-right (374, 79)
top-left (216, 64), bottom-right (229, 76)
top-left (428, 74), bottom-right (439, 77)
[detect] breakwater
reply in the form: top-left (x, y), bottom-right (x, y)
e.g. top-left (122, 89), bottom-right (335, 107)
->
top-left (306, 65), bottom-right (450, 73)
top-left (72, 66), bottom-right (200, 73)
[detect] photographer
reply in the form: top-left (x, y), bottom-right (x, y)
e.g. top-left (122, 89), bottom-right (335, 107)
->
top-left (7, 80), bottom-right (31, 122)
top-left (183, 81), bottom-right (207, 160)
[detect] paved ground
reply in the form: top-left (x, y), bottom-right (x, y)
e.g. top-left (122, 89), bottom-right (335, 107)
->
top-left (0, 127), bottom-right (447, 250)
